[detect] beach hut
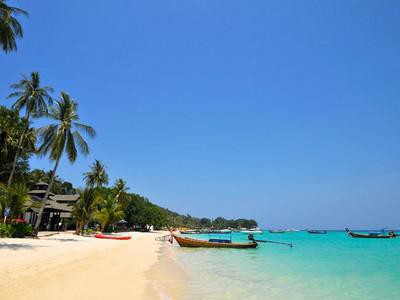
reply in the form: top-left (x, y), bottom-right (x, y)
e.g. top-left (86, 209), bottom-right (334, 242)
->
top-left (23, 182), bottom-right (80, 231)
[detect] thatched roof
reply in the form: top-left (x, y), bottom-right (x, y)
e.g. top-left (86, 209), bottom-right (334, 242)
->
top-left (29, 190), bottom-right (55, 196)
top-left (51, 194), bottom-right (80, 202)
top-left (26, 197), bottom-right (73, 213)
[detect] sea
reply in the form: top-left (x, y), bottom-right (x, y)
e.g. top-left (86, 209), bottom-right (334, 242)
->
top-left (169, 231), bottom-right (400, 300)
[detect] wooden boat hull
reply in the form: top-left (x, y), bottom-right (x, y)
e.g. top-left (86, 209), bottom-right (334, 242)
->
top-left (269, 230), bottom-right (285, 233)
top-left (307, 230), bottom-right (327, 234)
top-left (348, 232), bottom-right (395, 239)
top-left (173, 234), bottom-right (257, 248)
top-left (95, 234), bottom-right (131, 240)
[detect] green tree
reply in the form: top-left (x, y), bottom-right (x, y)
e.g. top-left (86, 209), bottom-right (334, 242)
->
top-left (124, 195), bottom-right (166, 230)
top-left (33, 91), bottom-right (96, 235)
top-left (83, 160), bottom-right (109, 188)
top-left (0, 106), bottom-right (35, 184)
top-left (72, 188), bottom-right (101, 235)
top-left (7, 72), bottom-right (53, 187)
top-left (113, 178), bottom-right (129, 205)
top-left (200, 217), bottom-right (211, 227)
top-left (6, 183), bottom-right (30, 220)
top-left (0, 183), bottom-right (7, 221)
top-left (97, 195), bottom-right (124, 232)
top-left (0, 183), bottom-right (30, 222)
top-left (0, 0), bottom-right (28, 52)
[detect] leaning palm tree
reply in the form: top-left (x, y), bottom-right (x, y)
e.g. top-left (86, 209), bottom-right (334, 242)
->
top-left (72, 188), bottom-right (101, 235)
top-left (83, 160), bottom-right (109, 188)
top-left (0, 108), bottom-right (36, 182)
top-left (7, 72), bottom-right (53, 187)
top-left (0, 0), bottom-right (28, 52)
top-left (33, 91), bottom-right (96, 235)
top-left (113, 178), bottom-right (129, 202)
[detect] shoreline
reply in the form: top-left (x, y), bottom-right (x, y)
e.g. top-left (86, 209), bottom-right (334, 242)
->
top-left (0, 231), bottom-right (172, 300)
top-left (146, 239), bottom-right (188, 299)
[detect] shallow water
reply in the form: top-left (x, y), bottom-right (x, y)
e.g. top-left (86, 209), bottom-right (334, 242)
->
top-left (172, 231), bottom-right (400, 300)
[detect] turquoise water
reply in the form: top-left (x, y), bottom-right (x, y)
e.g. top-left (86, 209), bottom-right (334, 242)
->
top-left (172, 231), bottom-right (400, 299)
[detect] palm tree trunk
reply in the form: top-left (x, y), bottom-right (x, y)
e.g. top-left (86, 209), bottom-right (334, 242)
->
top-left (7, 112), bottom-right (30, 187)
top-left (114, 190), bottom-right (122, 202)
top-left (33, 154), bottom-right (61, 236)
top-left (76, 222), bottom-right (83, 235)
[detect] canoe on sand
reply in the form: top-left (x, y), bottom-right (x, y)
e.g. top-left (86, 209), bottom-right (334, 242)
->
top-left (95, 234), bottom-right (131, 240)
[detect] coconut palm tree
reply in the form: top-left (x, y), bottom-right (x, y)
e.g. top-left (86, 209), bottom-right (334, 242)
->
top-left (72, 188), bottom-right (101, 235)
top-left (7, 72), bottom-right (53, 187)
top-left (33, 91), bottom-right (96, 235)
top-left (97, 195), bottom-right (124, 232)
top-left (83, 160), bottom-right (109, 188)
top-left (113, 178), bottom-right (129, 203)
top-left (0, 0), bottom-right (28, 52)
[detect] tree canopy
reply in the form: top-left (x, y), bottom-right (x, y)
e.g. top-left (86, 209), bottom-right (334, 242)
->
top-left (0, 0), bottom-right (28, 52)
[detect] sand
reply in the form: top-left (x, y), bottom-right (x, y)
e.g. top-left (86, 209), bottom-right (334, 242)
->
top-left (0, 231), bottom-right (171, 300)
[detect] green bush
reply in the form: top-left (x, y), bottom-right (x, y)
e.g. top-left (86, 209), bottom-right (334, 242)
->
top-left (0, 222), bottom-right (33, 238)
top-left (0, 224), bottom-right (12, 237)
top-left (83, 228), bottom-right (95, 234)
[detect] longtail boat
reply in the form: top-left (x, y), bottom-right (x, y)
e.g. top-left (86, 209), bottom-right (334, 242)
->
top-left (269, 230), bottom-right (285, 233)
top-left (172, 234), bottom-right (257, 249)
top-left (307, 230), bottom-right (327, 234)
top-left (345, 228), bottom-right (397, 239)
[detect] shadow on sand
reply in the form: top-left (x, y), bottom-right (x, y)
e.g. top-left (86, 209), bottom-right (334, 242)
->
top-left (44, 238), bottom-right (81, 242)
top-left (0, 243), bottom-right (47, 250)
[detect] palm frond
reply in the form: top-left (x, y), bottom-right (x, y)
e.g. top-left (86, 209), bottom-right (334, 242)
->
top-left (73, 122), bottom-right (96, 138)
top-left (73, 131), bottom-right (89, 156)
top-left (66, 130), bottom-right (77, 162)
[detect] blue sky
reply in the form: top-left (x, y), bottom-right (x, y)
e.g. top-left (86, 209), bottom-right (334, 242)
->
top-left (1, 1), bottom-right (400, 229)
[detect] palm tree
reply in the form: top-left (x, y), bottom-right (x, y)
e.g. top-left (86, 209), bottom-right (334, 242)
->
top-left (0, 183), bottom-right (30, 222)
top-left (83, 160), bottom-right (109, 188)
top-left (97, 195), bottom-right (124, 232)
top-left (113, 178), bottom-right (129, 203)
top-left (7, 183), bottom-right (30, 220)
top-left (7, 72), bottom-right (53, 187)
top-left (72, 188), bottom-right (101, 235)
top-left (33, 91), bottom-right (96, 235)
top-left (0, 106), bottom-right (36, 183)
top-left (0, 0), bottom-right (28, 52)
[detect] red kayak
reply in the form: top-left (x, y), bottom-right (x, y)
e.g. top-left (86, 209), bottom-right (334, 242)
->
top-left (95, 234), bottom-right (131, 240)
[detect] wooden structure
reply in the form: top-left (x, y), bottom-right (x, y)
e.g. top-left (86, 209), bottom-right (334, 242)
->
top-left (24, 182), bottom-right (79, 231)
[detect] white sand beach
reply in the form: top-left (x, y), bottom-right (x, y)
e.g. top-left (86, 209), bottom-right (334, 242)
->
top-left (0, 231), bottom-right (171, 300)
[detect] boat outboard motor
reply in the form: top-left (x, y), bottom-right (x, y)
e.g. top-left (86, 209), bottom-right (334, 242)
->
top-left (248, 233), bottom-right (254, 241)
